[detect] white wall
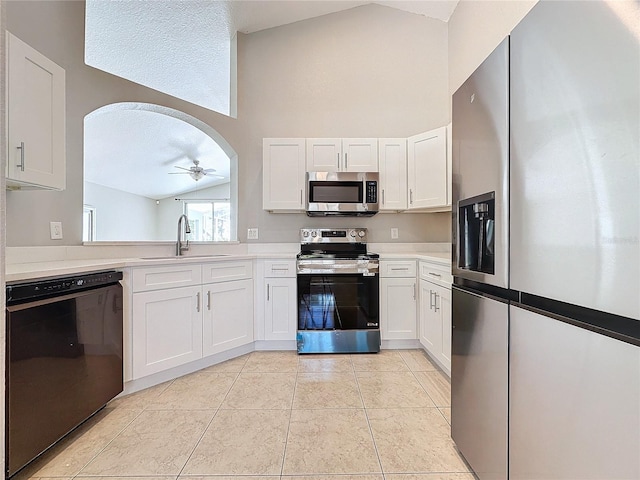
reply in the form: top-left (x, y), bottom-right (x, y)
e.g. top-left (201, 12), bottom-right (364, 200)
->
top-left (448, 0), bottom-right (537, 94)
top-left (84, 182), bottom-right (157, 241)
top-left (4, 2), bottom-right (452, 246)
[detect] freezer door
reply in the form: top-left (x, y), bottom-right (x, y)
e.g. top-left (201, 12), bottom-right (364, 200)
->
top-left (451, 286), bottom-right (508, 480)
top-left (451, 38), bottom-right (509, 289)
top-left (510, 0), bottom-right (640, 319)
top-left (510, 305), bottom-right (640, 479)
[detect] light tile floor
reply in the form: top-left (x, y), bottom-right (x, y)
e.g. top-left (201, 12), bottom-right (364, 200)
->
top-left (16, 350), bottom-right (475, 480)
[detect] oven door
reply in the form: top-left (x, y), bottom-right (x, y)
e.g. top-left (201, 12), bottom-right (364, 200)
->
top-left (296, 271), bottom-right (380, 354)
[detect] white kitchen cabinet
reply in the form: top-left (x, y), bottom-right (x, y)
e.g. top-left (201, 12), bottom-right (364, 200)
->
top-left (131, 260), bottom-right (253, 379)
top-left (419, 259), bottom-right (452, 375)
top-left (263, 138), bottom-right (306, 211)
top-left (380, 260), bottom-right (417, 341)
top-left (381, 277), bottom-right (417, 340)
top-left (202, 278), bottom-right (253, 356)
top-left (6, 32), bottom-right (66, 190)
top-left (407, 126), bottom-right (448, 210)
top-left (132, 285), bottom-right (203, 379)
top-left (378, 139), bottom-right (407, 211)
top-left (306, 138), bottom-right (378, 172)
top-left (262, 258), bottom-right (298, 343)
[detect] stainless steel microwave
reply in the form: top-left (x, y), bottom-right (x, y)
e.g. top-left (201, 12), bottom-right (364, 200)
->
top-left (306, 171), bottom-right (379, 216)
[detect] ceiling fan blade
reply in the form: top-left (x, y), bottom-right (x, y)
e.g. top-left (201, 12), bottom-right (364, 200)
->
top-left (204, 173), bottom-right (225, 179)
top-left (174, 165), bottom-right (192, 172)
top-left (168, 171), bottom-right (191, 175)
top-left (203, 168), bottom-right (217, 173)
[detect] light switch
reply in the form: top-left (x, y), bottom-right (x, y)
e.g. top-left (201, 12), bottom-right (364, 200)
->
top-left (247, 228), bottom-right (259, 240)
top-left (50, 221), bottom-right (63, 240)
top-left (391, 228), bottom-right (399, 239)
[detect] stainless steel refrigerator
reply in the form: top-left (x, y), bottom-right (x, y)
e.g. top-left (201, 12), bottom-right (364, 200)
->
top-left (451, 1), bottom-right (640, 479)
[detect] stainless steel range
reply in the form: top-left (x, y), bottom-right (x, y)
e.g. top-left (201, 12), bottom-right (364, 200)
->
top-left (296, 228), bottom-right (380, 354)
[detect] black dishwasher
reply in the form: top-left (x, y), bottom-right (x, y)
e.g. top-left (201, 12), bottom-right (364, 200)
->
top-left (5, 271), bottom-right (124, 477)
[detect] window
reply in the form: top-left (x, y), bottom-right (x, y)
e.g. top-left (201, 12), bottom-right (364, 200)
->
top-left (184, 200), bottom-right (230, 242)
top-left (83, 205), bottom-right (96, 242)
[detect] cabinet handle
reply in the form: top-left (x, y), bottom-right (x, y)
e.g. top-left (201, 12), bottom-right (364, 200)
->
top-left (382, 189), bottom-right (385, 205)
top-left (337, 152), bottom-right (340, 168)
top-left (434, 292), bottom-right (440, 312)
top-left (410, 189), bottom-right (413, 205)
top-left (429, 290), bottom-right (434, 310)
top-left (428, 272), bottom-right (442, 278)
top-left (345, 153), bottom-right (348, 169)
top-left (413, 283), bottom-right (416, 300)
top-left (207, 290), bottom-right (211, 311)
top-left (16, 142), bottom-right (25, 172)
top-left (391, 267), bottom-right (409, 271)
top-left (271, 268), bottom-right (289, 272)
top-left (267, 283), bottom-right (270, 301)
top-left (196, 292), bottom-right (201, 312)
top-left (300, 189), bottom-right (303, 205)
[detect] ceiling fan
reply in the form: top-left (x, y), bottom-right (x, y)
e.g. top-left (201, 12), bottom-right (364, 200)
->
top-left (169, 159), bottom-right (223, 181)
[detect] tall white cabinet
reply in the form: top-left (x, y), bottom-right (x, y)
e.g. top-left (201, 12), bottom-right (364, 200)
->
top-left (407, 126), bottom-right (448, 210)
top-left (378, 139), bottom-right (408, 211)
top-left (6, 32), bottom-right (66, 190)
top-left (263, 138), bottom-right (306, 211)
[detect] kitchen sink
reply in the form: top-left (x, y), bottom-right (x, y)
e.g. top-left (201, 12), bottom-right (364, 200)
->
top-left (140, 254), bottom-right (231, 260)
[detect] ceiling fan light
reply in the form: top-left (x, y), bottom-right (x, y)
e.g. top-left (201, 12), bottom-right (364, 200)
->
top-left (190, 170), bottom-right (204, 181)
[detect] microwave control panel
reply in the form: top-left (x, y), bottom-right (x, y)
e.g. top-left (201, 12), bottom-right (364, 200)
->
top-left (366, 181), bottom-right (377, 203)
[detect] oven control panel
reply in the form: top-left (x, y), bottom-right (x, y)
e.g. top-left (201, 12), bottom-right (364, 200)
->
top-left (300, 228), bottom-right (367, 243)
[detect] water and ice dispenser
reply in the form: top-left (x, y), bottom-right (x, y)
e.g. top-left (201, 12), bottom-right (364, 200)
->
top-left (458, 192), bottom-right (495, 275)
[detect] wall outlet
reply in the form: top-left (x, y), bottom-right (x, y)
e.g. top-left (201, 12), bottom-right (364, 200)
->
top-left (50, 221), bottom-right (63, 240)
top-left (391, 228), bottom-right (399, 240)
top-left (247, 228), bottom-right (259, 240)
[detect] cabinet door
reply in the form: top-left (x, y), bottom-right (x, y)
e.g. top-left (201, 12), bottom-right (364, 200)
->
top-left (264, 277), bottom-right (297, 341)
top-left (306, 138), bottom-right (341, 172)
top-left (343, 138), bottom-right (378, 172)
top-left (378, 139), bottom-right (407, 210)
top-left (407, 126), bottom-right (447, 209)
top-left (132, 285), bottom-right (202, 379)
top-left (202, 279), bottom-right (254, 356)
top-left (6, 32), bottom-right (66, 190)
top-left (435, 284), bottom-right (452, 373)
top-left (380, 277), bottom-right (417, 340)
top-left (263, 138), bottom-right (306, 210)
top-left (419, 279), bottom-right (442, 355)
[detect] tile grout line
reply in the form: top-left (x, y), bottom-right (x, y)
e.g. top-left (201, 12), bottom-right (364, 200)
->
top-left (174, 360), bottom-right (246, 478)
top-left (280, 353), bottom-right (301, 476)
top-left (354, 354), bottom-right (385, 475)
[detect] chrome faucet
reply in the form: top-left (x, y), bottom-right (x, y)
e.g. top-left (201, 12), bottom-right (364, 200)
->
top-left (176, 214), bottom-right (191, 256)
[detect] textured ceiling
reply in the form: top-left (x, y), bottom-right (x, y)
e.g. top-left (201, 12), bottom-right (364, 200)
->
top-left (84, 109), bottom-right (231, 200)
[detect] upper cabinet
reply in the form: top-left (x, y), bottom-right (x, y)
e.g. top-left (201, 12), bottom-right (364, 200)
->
top-left (6, 32), bottom-right (66, 190)
top-left (306, 138), bottom-right (378, 172)
top-left (407, 126), bottom-right (449, 210)
top-left (378, 138), bottom-right (407, 211)
top-left (263, 138), bottom-right (306, 211)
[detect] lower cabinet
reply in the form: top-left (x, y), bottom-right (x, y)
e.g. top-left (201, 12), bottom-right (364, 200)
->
top-left (380, 277), bottom-right (417, 340)
top-left (419, 278), bottom-right (452, 374)
top-left (132, 285), bottom-right (203, 378)
top-left (203, 279), bottom-right (253, 356)
top-left (263, 274), bottom-right (297, 341)
top-left (131, 261), bottom-right (253, 380)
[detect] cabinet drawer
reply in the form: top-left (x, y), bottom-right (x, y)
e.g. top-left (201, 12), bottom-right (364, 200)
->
top-left (419, 261), bottom-right (452, 286)
top-left (202, 260), bottom-right (253, 283)
top-left (380, 260), bottom-right (417, 278)
top-left (132, 265), bottom-right (202, 292)
top-left (264, 259), bottom-right (296, 278)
